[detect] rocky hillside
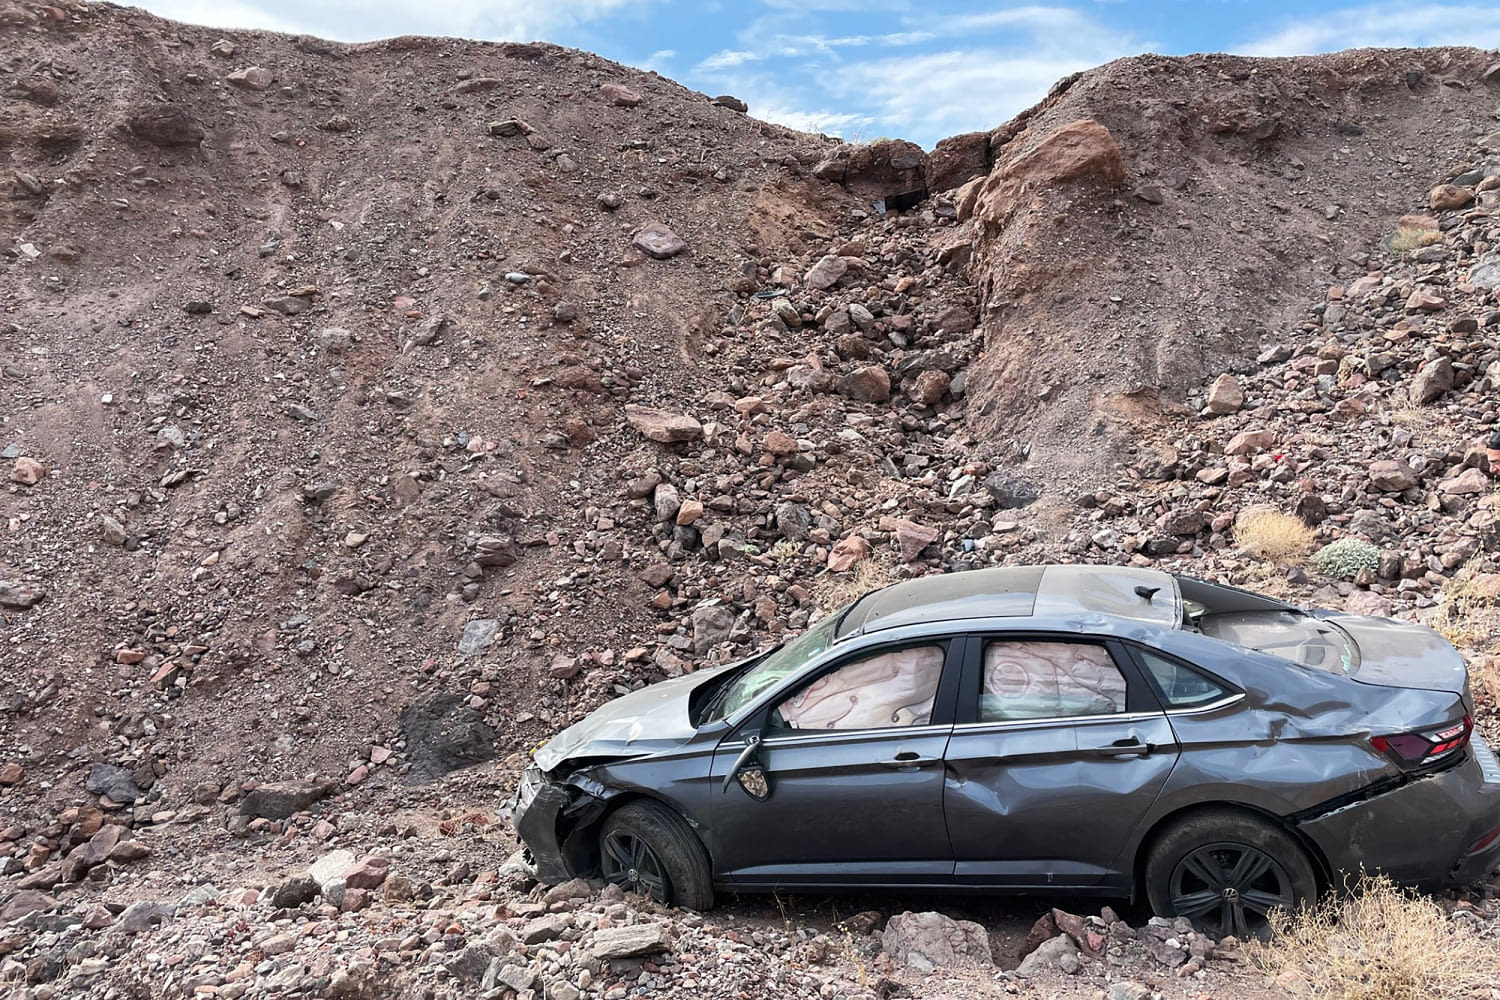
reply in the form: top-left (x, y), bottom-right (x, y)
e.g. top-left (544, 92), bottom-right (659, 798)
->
top-left (4, 0), bottom-right (1500, 995)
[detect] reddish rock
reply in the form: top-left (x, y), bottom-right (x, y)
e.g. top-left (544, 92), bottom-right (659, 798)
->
top-left (891, 520), bottom-right (940, 562)
top-left (804, 255), bottom-right (850, 290)
top-left (1440, 467), bottom-right (1489, 495)
top-left (344, 855), bottom-right (391, 890)
top-left (1429, 184), bottom-right (1473, 210)
top-left (625, 404), bottom-right (702, 443)
top-left (978, 119), bottom-right (1125, 226)
top-left (341, 887), bottom-right (371, 911)
top-left (1369, 459), bottom-right (1419, 492)
top-left (909, 371), bottom-right (951, 406)
top-left (1406, 290), bottom-right (1447, 312)
top-left (107, 840), bottom-right (151, 862)
top-left (1224, 429), bottom-right (1275, 455)
top-left (0, 763), bottom-right (21, 785)
top-left (115, 649), bottom-right (146, 665)
top-left (11, 456), bottom-right (45, 485)
top-left (1410, 358), bottom-right (1454, 404)
top-left (763, 430), bottom-right (798, 456)
top-left (675, 499), bottom-right (705, 526)
top-left (827, 535), bottom-right (871, 572)
top-left (840, 366), bottom-right (891, 403)
top-left (640, 563), bottom-right (675, 588)
top-left (632, 224), bottom-right (686, 260)
top-left (600, 83), bottom-right (643, 107)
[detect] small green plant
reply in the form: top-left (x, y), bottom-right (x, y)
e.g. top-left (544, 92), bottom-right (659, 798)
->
top-left (1312, 538), bottom-right (1381, 580)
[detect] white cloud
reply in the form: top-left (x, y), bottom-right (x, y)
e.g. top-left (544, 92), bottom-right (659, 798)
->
top-left (694, 4), bottom-right (1145, 148)
top-left (134, 0), bottom-right (653, 43)
top-left (1238, 2), bottom-right (1500, 56)
top-left (825, 48), bottom-right (1122, 139)
top-left (695, 48), bottom-right (762, 71)
top-left (642, 48), bottom-right (677, 72)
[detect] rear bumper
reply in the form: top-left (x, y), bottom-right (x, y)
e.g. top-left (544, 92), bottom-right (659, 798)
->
top-left (1297, 738), bottom-right (1500, 888)
top-left (508, 766), bottom-right (576, 884)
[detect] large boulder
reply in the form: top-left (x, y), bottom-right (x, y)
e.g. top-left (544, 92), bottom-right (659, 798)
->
top-left (125, 105), bottom-right (204, 147)
top-left (881, 911), bottom-right (993, 971)
top-left (926, 131), bottom-right (991, 193)
top-left (977, 119), bottom-right (1126, 227)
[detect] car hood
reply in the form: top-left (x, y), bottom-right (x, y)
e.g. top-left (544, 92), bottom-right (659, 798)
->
top-left (533, 669), bottom-right (719, 773)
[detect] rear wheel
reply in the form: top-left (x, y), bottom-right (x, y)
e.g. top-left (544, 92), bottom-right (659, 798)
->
top-left (598, 800), bottom-right (714, 910)
top-left (1144, 810), bottom-right (1317, 938)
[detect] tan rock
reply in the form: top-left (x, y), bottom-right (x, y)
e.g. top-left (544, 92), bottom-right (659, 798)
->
top-left (763, 430), bottom-right (798, 456)
top-left (1429, 184), bottom-right (1473, 211)
top-left (840, 365), bottom-right (891, 403)
top-left (676, 499), bottom-right (705, 526)
top-left (1205, 374), bottom-right (1244, 414)
top-left (0, 763), bottom-right (22, 785)
top-left (625, 405), bottom-right (702, 443)
top-left (909, 371), bottom-right (951, 406)
top-left (1405, 289), bottom-right (1447, 312)
top-left (1224, 429), bottom-right (1275, 456)
top-left (804, 254), bottom-right (850, 290)
top-left (11, 456), bottom-right (45, 485)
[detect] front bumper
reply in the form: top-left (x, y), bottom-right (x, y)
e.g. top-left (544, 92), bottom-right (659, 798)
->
top-left (1298, 737), bottom-right (1500, 888)
top-left (509, 766), bottom-right (576, 884)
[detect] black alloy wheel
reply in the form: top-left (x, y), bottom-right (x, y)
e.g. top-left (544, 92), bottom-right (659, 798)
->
top-left (601, 829), bottom-right (670, 900)
top-left (1167, 842), bottom-right (1296, 938)
top-left (1145, 809), bottom-right (1317, 938)
top-left (595, 799), bottom-right (715, 910)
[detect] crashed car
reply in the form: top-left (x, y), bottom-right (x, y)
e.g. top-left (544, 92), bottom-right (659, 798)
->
top-left (508, 564), bottom-right (1500, 935)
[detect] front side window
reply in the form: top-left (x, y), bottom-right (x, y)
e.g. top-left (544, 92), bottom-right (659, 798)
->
top-left (773, 645), bottom-right (945, 731)
top-left (980, 641), bottom-right (1126, 722)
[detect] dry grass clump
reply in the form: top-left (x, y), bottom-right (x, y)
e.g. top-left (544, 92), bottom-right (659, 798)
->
top-left (1430, 567), bottom-right (1500, 650)
top-left (813, 558), bottom-right (895, 612)
top-left (1388, 223), bottom-right (1443, 254)
top-left (1252, 875), bottom-right (1500, 1000)
top-left (1235, 508), bottom-right (1317, 562)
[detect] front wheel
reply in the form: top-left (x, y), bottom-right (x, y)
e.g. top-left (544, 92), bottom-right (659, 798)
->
top-left (1144, 810), bottom-right (1317, 938)
top-left (598, 800), bottom-right (714, 910)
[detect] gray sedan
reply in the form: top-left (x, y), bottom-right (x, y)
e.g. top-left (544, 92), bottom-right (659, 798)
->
top-left (508, 565), bottom-right (1500, 935)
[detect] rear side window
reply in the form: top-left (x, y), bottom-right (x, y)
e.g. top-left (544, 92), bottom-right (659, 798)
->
top-left (980, 641), bottom-right (1126, 722)
top-left (1138, 650), bottom-right (1231, 709)
top-left (774, 644), bottom-right (945, 731)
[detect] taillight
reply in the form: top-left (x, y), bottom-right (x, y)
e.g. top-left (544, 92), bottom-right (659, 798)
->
top-left (1372, 715), bottom-right (1472, 767)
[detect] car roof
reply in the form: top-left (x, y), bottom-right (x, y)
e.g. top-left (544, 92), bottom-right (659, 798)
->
top-left (836, 564), bottom-right (1182, 639)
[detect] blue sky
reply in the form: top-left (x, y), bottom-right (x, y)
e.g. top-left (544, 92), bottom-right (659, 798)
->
top-left (132, 1), bottom-right (1500, 148)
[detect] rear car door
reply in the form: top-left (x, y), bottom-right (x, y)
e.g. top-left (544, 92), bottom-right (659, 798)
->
top-left (707, 638), bottom-right (962, 889)
top-left (943, 634), bottom-right (1179, 889)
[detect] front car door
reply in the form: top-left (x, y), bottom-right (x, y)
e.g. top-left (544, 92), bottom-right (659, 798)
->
top-left (943, 634), bottom-right (1179, 890)
top-left (706, 637), bottom-right (963, 889)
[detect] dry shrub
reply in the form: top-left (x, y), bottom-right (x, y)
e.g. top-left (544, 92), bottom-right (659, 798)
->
top-left (1430, 567), bottom-right (1500, 650)
top-left (1252, 875), bottom-right (1500, 1000)
top-left (1388, 224), bottom-right (1442, 254)
top-left (1235, 508), bottom-right (1316, 562)
top-left (812, 558), bottom-right (895, 612)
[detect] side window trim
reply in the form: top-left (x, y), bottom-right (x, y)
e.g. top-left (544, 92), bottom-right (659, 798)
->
top-left (766, 637), bottom-right (964, 734)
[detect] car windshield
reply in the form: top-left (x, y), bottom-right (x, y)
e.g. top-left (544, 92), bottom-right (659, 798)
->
top-left (710, 610), bottom-right (844, 721)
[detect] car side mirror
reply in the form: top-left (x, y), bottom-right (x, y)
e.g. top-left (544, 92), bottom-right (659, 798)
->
top-left (721, 732), bottom-right (772, 800)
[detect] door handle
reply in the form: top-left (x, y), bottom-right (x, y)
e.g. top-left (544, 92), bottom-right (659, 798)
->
top-left (1096, 738), bottom-right (1151, 758)
top-left (882, 751), bottom-right (940, 769)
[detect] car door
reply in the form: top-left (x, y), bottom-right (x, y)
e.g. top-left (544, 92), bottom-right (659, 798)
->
top-left (706, 637), bottom-right (963, 889)
top-left (942, 634), bottom-right (1180, 890)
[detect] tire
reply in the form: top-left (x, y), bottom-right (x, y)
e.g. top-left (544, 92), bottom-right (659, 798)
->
top-left (1144, 809), bottom-right (1317, 939)
top-left (598, 800), bottom-right (715, 910)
